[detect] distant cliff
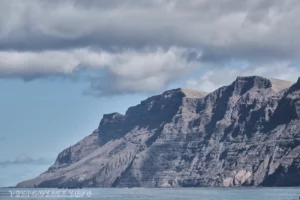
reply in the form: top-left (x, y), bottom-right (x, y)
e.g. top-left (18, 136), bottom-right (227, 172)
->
top-left (17, 76), bottom-right (300, 187)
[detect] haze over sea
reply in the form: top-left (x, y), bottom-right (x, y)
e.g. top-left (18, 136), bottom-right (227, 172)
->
top-left (0, 188), bottom-right (300, 200)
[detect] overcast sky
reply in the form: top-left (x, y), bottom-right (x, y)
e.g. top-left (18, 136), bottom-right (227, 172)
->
top-left (0, 0), bottom-right (300, 187)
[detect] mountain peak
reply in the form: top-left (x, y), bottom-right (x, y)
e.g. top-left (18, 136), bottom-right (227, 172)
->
top-left (231, 76), bottom-right (271, 95)
top-left (102, 112), bottom-right (123, 119)
top-left (235, 76), bottom-right (272, 86)
top-left (162, 88), bottom-right (207, 99)
top-left (296, 77), bottom-right (300, 88)
top-left (99, 112), bottom-right (124, 127)
top-left (232, 76), bottom-right (293, 95)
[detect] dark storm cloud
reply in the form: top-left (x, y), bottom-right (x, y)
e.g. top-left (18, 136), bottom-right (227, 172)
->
top-left (0, 0), bottom-right (299, 61)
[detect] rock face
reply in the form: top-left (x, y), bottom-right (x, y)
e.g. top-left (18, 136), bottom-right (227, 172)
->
top-left (17, 76), bottom-right (300, 188)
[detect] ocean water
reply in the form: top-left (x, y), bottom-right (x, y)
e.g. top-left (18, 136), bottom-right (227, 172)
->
top-left (1, 187), bottom-right (300, 200)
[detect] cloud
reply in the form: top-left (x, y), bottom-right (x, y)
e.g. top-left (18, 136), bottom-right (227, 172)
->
top-left (0, 164), bottom-right (51, 187)
top-left (0, 154), bottom-right (52, 168)
top-left (0, 47), bottom-right (199, 95)
top-left (0, 0), bottom-right (299, 61)
top-left (0, 0), bottom-right (299, 95)
top-left (0, 154), bottom-right (55, 187)
top-left (185, 62), bottom-right (300, 92)
top-left (84, 48), bottom-right (200, 95)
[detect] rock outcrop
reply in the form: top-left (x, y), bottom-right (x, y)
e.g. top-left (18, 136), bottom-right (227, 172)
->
top-left (17, 76), bottom-right (300, 188)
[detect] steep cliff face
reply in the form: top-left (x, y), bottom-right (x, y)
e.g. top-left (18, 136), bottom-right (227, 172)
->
top-left (17, 76), bottom-right (300, 188)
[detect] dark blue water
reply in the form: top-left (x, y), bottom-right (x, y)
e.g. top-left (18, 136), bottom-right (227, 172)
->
top-left (1, 188), bottom-right (300, 200)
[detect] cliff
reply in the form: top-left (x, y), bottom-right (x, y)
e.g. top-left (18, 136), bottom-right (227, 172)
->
top-left (17, 76), bottom-right (300, 187)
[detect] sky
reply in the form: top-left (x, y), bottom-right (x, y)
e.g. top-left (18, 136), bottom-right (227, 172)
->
top-left (0, 0), bottom-right (300, 187)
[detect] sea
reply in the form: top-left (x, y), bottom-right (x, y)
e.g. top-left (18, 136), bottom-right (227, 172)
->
top-left (0, 187), bottom-right (300, 200)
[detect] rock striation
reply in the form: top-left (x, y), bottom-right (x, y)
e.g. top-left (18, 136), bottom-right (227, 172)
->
top-left (17, 76), bottom-right (300, 187)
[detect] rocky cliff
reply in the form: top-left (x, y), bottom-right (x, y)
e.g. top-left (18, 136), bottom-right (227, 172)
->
top-left (17, 76), bottom-right (300, 187)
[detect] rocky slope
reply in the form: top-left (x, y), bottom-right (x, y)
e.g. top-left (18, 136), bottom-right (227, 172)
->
top-left (17, 76), bottom-right (300, 187)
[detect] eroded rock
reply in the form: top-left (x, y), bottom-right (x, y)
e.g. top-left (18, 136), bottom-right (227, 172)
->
top-left (17, 76), bottom-right (300, 188)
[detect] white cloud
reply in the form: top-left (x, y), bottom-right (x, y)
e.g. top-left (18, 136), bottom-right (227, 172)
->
top-left (185, 62), bottom-right (300, 92)
top-left (0, 47), bottom-right (199, 95)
